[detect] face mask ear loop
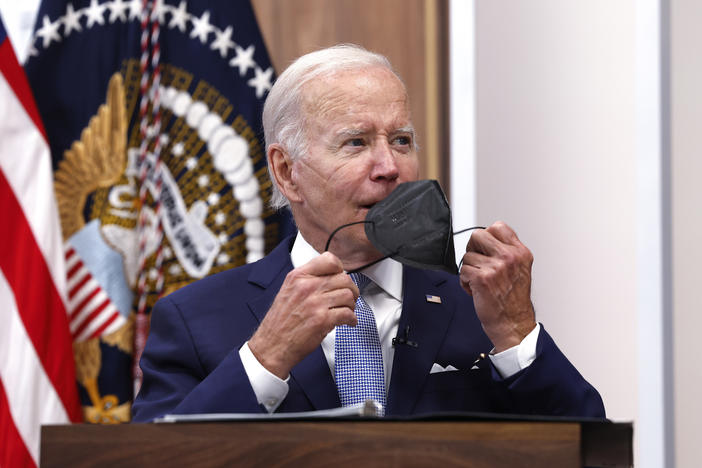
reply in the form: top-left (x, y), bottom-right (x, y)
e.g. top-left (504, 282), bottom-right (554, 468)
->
top-left (324, 220), bottom-right (374, 252)
top-left (324, 220), bottom-right (399, 273)
top-left (347, 252), bottom-right (395, 274)
top-left (453, 226), bottom-right (486, 236)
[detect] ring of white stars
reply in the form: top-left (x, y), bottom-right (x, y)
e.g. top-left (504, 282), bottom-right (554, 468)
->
top-left (31, 0), bottom-right (273, 97)
top-left (207, 192), bottom-right (220, 205)
top-left (172, 141), bottom-right (185, 156)
top-left (185, 157), bottom-right (197, 170)
top-left (216, 252), bottom-right (230, 265)
top-left (31, 1), bottom-right (271, 269)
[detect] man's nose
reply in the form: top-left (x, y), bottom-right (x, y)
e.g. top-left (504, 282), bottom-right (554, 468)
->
top-left (369, 141), bottom-right (400, 181)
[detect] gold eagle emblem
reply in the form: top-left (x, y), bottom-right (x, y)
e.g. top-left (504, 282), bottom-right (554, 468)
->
top-left (55, 73), bottom-right (133, 423)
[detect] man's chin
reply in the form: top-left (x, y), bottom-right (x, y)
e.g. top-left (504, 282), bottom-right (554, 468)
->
top-left (346, 240), bottom-right (386, 269)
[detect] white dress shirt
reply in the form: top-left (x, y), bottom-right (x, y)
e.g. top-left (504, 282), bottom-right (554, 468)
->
top-left (240, 232), bottom-right (540, 412)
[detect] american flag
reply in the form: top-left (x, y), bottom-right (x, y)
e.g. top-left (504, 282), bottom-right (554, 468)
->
top-left (0, 13), bottom-right (81, 467)
top-left (65, 245), bottom-right (124, 341)
top-left (425, 294), bottom-right (442, 304)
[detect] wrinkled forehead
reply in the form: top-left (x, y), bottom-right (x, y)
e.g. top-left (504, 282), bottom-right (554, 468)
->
top-left (300, 66), bottom-right (410, 122)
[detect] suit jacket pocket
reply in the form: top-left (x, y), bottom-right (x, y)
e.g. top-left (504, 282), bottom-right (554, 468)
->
top-left (422, 368), bottom-right (487, 393)
top-left (415, 367), bottom-right (497, 413)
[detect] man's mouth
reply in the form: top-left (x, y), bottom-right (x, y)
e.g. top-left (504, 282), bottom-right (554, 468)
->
top-left (360, 192), bottom-right (393, 212)
top-left (359, 202), bottom-right (379, 213)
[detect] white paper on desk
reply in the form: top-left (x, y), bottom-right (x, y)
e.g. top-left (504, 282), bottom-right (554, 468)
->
top-left (155, 400), bottom-right (383, 423)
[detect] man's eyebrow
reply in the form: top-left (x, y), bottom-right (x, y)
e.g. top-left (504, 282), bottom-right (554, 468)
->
top-left (395, 126), bottom-right (415, 135)
top-left (336, 128), bottom-right (367, 138)
top-left (333, 126), bottom-right (415, 140)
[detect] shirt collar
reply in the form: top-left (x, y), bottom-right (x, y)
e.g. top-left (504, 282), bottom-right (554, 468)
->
top-left (290, 231), bottom-right (403, 301)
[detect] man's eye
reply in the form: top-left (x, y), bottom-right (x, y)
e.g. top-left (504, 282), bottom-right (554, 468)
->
top-left (393, 136), bottom-right (412, 146)
top-left (346, 138), bottom-right (365, 147)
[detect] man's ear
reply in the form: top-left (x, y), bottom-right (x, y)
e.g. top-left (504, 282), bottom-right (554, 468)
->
top-left (268, 144), bottom-right (302, 203)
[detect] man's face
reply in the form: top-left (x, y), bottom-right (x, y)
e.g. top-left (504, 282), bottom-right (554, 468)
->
top-left (288, 66), bottom-right (419, 264)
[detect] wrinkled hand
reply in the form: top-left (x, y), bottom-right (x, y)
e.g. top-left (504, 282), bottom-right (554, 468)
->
top-left (248, 252), bottom-right (359, 379)
top-left (460, 221), bottom-right (536, 352)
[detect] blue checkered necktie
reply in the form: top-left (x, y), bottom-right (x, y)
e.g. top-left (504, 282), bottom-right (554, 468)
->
top-left (334, 272), bottom-right (386, 412)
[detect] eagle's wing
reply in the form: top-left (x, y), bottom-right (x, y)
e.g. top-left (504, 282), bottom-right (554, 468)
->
top-left (54, 73), bottom-right (127, 239)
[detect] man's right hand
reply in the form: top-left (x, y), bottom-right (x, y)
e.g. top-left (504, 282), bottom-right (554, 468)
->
top-left (248, 252), bottom-right (359, 379)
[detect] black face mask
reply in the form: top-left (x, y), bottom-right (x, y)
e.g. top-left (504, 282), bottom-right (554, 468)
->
top-left (324, 180), bottom-right (483, 274)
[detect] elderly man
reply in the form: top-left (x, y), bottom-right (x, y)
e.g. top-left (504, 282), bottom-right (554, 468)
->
top-left (132, 45), bottom-right (604, 421)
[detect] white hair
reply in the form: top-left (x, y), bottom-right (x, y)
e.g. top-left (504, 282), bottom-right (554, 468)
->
top-left (262, 44), bottom-right (405, 210)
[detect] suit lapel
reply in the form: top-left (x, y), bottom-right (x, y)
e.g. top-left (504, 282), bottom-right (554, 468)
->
top-left (245, 236), bottom-right (293, 323)
top-left (386, 267), bottom-right (456, 415)
top-left (289, 349), bottom-right (340, 410)
top-left (245, 236), bottom-right (339, 410)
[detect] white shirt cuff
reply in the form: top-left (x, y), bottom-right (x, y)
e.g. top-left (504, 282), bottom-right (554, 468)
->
top-left (488, 323), bottom-right (541, 379)
top-left (239, 341), bottom-right (289, 413)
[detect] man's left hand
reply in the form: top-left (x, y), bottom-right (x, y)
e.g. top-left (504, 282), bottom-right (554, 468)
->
top-left (459, 221), bottom-right (537, 353)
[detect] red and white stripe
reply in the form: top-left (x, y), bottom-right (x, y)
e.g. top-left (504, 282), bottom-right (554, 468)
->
top-left (0, 28), bottom-right (81, 468)
top-left (64, 246), bottom-right (126, 342)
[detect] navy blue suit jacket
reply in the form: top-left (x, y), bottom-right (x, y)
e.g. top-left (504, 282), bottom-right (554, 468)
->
top-left (132, 236), bottom-right (604, 422)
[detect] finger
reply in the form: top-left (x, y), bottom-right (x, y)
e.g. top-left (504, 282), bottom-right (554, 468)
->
top-left (466, 229), bottom-right (504, 256)
top-left (461, 251), bottom-right (492, 268)
top-left (298, 251), bottom-right (345, 277)
top-left (459, 259), bottom-right (486, 283)
top-left (323, 287), bottom-right (358, 312)
top-left (329, 306), bottom-right (358, 327)
top-left (458, 264), bottom-right (474, 296)
top-left (486, 221), bottom-right (521, 246)
top-left (459, 255), bottom-right (501, 295)
top-left (483, 222), bottom-right (534, 270)
top-left (321, 271), bottom-right (360, 298)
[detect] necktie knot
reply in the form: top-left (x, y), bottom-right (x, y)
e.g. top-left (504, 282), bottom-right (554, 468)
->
top-left (349, 272), bottom-right (371, 292)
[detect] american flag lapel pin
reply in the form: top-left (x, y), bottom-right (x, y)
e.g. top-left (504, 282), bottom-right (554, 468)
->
top-left (425, 294), bottom-right (442, 304)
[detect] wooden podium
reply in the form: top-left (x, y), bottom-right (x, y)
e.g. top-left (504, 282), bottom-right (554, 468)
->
top-left (41, 417), bottom-right (632, 467)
